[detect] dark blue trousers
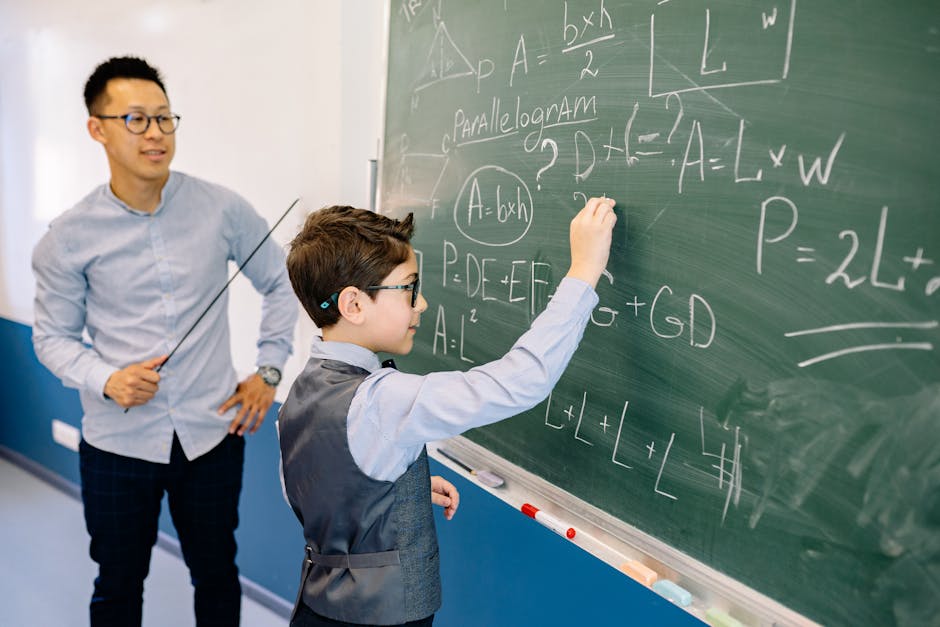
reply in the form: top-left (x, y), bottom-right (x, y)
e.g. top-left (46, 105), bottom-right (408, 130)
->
top-left (79, 433), bottom-right (244, 627)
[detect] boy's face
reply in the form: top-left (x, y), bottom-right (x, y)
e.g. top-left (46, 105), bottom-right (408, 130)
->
top-left (363, 248), bottom-right (427, 355)
top-left (366, 250), bottom-right (428, 355)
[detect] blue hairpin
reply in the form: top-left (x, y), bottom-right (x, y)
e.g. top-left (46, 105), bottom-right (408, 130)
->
top-left (320, 292), bottom-right (339, 309)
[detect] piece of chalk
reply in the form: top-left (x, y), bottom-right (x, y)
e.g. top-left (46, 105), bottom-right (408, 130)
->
top-left (620, 560), bottom-right (658, 587)
top-left (652, 580), bottom-right (692, 607)
top-left (704, 608), bottom-right (744, 627)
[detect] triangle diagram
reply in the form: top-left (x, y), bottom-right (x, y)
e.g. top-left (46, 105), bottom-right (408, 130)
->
top-left (414, 22), bottom-right (476, 93)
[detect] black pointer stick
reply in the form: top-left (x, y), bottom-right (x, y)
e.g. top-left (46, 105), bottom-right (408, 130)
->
top-left (124, 197), bottom-right (301, 412)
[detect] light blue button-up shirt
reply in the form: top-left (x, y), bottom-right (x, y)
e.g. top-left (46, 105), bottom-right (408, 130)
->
top-left (295, 277), bottom-right (597, 482)
top-left (32, 171), bottom-right (297, 463)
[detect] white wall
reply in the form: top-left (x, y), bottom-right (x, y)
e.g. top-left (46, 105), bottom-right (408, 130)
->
top-left (0, 0), bottom-right (387, 395)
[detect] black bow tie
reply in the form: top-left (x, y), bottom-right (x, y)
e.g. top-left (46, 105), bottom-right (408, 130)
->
top-left (381, 359), bottom-right (397, 370)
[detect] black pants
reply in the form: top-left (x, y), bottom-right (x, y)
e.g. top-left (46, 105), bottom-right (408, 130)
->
top-left (79, 433), bottom-right (244, 627)
top-left (291, 602), bottom-right (434, 627)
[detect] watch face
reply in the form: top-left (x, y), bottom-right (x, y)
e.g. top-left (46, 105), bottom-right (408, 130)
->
top-left (258, 367), bottom-right (281, 386)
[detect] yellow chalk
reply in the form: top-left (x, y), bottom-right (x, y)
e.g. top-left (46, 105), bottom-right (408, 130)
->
top-left (705, 608), bottom-right (745, 627)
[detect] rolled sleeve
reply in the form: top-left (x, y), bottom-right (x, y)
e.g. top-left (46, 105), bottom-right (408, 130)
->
top-left (226, 199), bottom-right (298, 370)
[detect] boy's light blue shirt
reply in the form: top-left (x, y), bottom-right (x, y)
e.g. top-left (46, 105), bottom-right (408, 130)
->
top-left (306, 277), bottom-right (598, 482)
top-left (32, 171), bottom-right (297, 463)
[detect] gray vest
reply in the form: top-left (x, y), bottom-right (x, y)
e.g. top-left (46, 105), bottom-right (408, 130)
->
top-left (278, 358), bottom-right (441, 625)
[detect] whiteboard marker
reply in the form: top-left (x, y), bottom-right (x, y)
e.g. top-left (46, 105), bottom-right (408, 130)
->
top-left (521, 503), bottom-right (576, 539)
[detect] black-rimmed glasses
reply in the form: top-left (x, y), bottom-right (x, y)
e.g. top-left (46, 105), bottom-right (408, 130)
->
top-left (319, 277), bottom-right (421, 310)
top-left (364, 276), bottom-right (421, 308)
top-left (95, 112), bottom-right (181, 135)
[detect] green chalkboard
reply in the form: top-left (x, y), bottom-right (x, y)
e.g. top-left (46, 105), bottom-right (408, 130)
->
top-left (379, 2), bottom-right (940, 625)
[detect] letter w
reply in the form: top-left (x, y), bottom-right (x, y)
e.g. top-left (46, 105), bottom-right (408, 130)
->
top-left (761, 8), bottom-right (778, 28)
top-left (797, 132), bottom-right (845, 186)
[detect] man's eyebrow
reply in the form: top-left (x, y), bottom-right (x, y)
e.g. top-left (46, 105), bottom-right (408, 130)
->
top-left (123, 104), bottom-right (171, 112)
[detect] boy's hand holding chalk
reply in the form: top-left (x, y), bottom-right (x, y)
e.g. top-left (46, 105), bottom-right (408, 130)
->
top-left (566, 196), bottom-right (617, 289)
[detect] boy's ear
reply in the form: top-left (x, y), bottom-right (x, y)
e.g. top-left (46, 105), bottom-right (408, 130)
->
top-left (336, 286), bottom-right (366, 324)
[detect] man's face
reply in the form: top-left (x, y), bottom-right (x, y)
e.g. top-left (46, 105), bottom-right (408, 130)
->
top-left (90, 78), bottom-right (175, 186)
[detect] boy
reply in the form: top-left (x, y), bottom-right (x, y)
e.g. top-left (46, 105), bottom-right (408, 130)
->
top-left (279, 197), bottom-right (617, 626)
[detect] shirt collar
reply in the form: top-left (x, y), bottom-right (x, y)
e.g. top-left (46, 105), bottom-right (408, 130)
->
top-left (104, 171), bottom-right (179, 216)
top-left (309, 336), bottom-right (383, 373)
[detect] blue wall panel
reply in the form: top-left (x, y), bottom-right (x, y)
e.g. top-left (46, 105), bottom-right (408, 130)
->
top-left (1, 317), bottom-right (83, 484)
top-left (432, 460), bottom-right (702, 626)
top-left (3, 316), bottom-right (700, 626)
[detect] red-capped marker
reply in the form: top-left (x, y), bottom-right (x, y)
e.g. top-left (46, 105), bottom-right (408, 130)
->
top-left (521, 503), bottom-right (577, 539)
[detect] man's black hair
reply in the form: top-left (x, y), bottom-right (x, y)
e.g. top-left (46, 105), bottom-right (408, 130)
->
top-left (83, 56), bottom-right (167, 114)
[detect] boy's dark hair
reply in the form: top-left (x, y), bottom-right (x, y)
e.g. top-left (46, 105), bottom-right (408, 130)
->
top-left (288, 206), bottom-right (416, 327)
top-left (84, 56), bottom-right (167, 114)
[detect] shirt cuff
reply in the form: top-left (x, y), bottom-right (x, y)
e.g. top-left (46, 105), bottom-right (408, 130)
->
top-left (556, 276), bottom-right (599, 311)
top-left (86, 362), bottom-right (119, 400)
top-left (256, 345), bottom-right (291, 371)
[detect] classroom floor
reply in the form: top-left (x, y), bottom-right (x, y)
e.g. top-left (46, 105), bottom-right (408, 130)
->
top-left (0, 454), bottom-right (289, 627)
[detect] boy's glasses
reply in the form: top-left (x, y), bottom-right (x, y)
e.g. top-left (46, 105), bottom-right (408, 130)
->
top-left (319, 277), bottom-right (420, 310)
top-left (363, 276), bottom-right (421, 308)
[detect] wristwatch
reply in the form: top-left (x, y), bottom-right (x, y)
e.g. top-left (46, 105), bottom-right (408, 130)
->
top-left (256, 366), bottom-right (282, 387)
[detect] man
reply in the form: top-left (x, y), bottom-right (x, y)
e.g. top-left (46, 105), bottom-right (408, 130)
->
top-left (31, 56), bottom-right (297, 626)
